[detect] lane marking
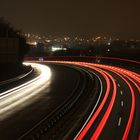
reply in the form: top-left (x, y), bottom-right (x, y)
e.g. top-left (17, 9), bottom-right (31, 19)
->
top-left (74, 69), bottom-right (103, 140)
top-left (91, 71), bottom-right (117, 140)
top-left (94, 64), bottom-right (136, 140)
top-left (44, 61), bottom-right (139, 140)
top-left (118, 117), bottom-right (122, 126)
top-left (120, 90), bottom-right (123, 95)
top-left (87, 63), bottom-right (136, 140)
top-left (118, 83), bottom-right (120, 87)
top-left (121, 101), bottom-right (124, 107)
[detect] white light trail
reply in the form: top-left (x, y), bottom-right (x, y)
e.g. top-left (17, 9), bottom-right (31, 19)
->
top-left (0, 63), bottom-right (52, 120)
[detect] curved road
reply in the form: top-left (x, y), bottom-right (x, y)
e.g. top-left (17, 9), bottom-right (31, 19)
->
top-left (52, 61), bottom-right (140, 140)
top-left (0, 63), bottom-right (83, 140)
top-left (0, 61), bottom-right (140, 140)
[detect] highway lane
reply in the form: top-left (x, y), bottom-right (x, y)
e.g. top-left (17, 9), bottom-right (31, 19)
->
top-left (93, 65), bottom-right (136, 140)
top-left (0, 63), bottom-right (51, 120)
top-left (84, 66), bottom-right (133, 140)
top-left (90, 63), bottom-right (140, 140)
top-left (76, 67), bottom-right (118, 140)
top-left (0, 62), bottom-right (82, 140)
top-left (45, 61), bottom-right (140, 140)
top-left (0, 61), bottom-right (140, 140)
top-left (75, 62), bottom-right (140, 140)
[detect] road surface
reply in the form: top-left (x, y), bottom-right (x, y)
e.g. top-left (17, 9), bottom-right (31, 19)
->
top-left (53, 61), bottom-right (140, 140)
top-left (0, 61), bottom-right (140, 140)
top-left (0, 62), bottom-right (83, 140)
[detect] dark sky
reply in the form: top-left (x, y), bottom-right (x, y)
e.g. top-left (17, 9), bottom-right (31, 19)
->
top-left (0, 0), bottom-right (140, 39)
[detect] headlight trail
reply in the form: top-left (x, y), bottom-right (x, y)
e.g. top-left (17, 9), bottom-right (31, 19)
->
top-left (0, 63), bottom-right (52, 120)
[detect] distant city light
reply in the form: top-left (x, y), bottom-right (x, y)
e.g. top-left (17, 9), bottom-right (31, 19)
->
top-left (107, 42), bottom-right (111, 45)
top-left (27, 41), bottom-right (37, 46)
top-left (45, 39), bottom-right (51, 43)
top-left (64, 37), bottom-right (69, 41)
top-left (95, 36), bottom-right (101, 40)
top-left (51, 45), bottom-right (67, 52)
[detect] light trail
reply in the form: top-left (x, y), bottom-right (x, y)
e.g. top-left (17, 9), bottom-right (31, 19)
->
top-left (90, 64), bottom-right (135, 140)
top-left (75, 67), bottom-right (111, 140)
top-left (0, 63), bottom-right (52, 120)
top-left (90, 70), bottom-right (117, 140)
top-left (90, 63), bottom-right (139, 140)
top-left (24, 56), bottom-right (140, 65)
top-left (73, 62), bottom-right (117, 140)
top-left (43, 60), bottom-right (139, 140)
top-left (74, 69), bottom-right (103, 140)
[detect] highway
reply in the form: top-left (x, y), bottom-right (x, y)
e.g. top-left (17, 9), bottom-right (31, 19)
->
top-left (0, 61), bottom-right (140, 140)
top-left (0, 62), bottom-right (86, 140)
top-left (54, 61), bottom-right (140, 140)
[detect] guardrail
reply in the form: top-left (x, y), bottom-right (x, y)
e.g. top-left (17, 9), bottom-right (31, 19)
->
top-left (24, 56), bottom-right (140, 65)
top-left (17, 65), bottom-right (94, 140)
top-left (0, 65), bottom-right (33, 86)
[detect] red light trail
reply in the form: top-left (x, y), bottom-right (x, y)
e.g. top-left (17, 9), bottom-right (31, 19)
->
top-left (26, 59), bottom-right (140, 140)
top-left (43, 60), bottom-right (140, 140)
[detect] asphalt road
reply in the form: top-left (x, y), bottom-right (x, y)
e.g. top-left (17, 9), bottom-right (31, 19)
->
top-left (0, 61), bottom-right (140, 140)
top-left (57, 61), bottom-right (140, 140)
top-left (0, 63), bottom-right (82, 140)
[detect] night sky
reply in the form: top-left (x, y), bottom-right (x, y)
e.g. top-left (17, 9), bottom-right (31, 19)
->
top-left (0, 0), bottom-right (140, 39)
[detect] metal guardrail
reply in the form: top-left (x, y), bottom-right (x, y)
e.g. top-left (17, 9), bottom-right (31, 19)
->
top-left (17, 65), bottom-right (94, 140)
top-left (0, 66), bottom-right (33, 86)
